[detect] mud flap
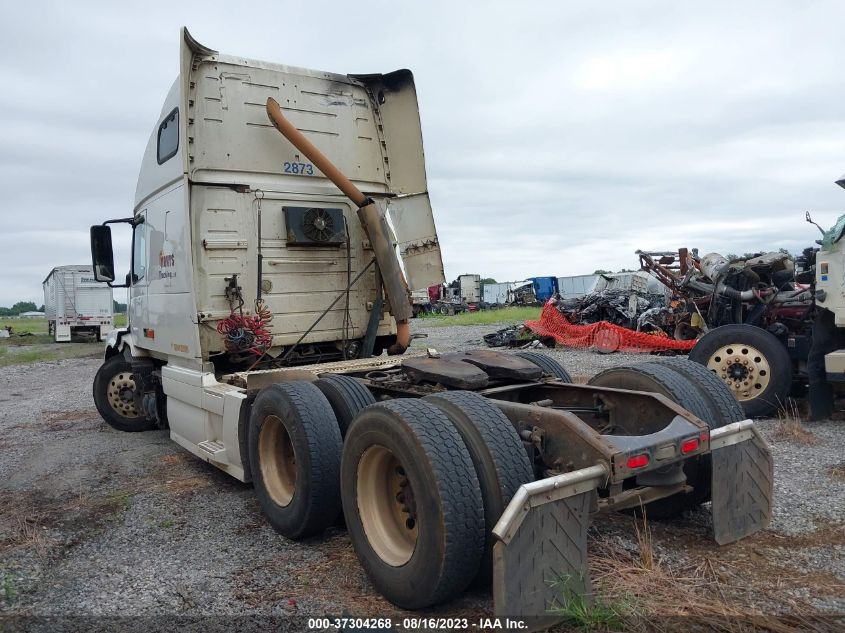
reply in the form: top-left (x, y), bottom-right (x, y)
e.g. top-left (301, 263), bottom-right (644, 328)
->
top-left (491, 464), bottom-right (608, 630)
top-left (710, 420), bottom-right (774, 545)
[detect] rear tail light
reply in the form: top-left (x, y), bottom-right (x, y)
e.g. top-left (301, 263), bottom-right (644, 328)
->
top-left (681, 438), bottom-right (699, 454)
top-left (626, 454), bottom-right (649, 469)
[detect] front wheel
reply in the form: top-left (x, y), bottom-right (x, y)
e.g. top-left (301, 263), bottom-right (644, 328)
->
top-left (688, 324), bottom-right (792, 418)
top-left (93, 355), bottom-right (155, 432)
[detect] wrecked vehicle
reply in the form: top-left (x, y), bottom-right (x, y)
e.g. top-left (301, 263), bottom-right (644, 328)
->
top-left (638, 247), bottom-right (815, 417)
top-left (483, 324), bottom-right (547, 348)
top-left (554, 271), bottom-right (671, 333)
top-left (556, 289), bottom-right (669, 331)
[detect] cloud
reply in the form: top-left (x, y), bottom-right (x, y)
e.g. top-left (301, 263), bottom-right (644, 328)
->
top-left (1, 1), bottom-right (844, 305)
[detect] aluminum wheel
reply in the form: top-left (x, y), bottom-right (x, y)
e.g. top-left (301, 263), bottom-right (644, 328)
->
top-left (705, 343), bottom-right (771, 402)
top-left (258, 415), bottom-right (297, 507)
top-left (356, 445), bottom-right (418, 567)
top-left (107, 371), bottom-right (141, 418)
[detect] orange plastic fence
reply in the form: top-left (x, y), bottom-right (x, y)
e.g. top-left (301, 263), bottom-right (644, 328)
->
top-left (524, 302), bottom-right (697, 354)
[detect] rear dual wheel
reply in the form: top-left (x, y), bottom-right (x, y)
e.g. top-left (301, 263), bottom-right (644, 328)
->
top-left (250, 381), bottom-right (533, 607)
top-left (248, 381), bottom-right (343, 539)
top-left (314, 374), bottom-right (376, 437)
top-left (422, 391), bottom-right (534, 585)
top-left (515, 351), bottom-right (573, 382)
top-left (341, 399), bottom-right (485, 609)
top-left (588, 360), bottom-right (737, 517)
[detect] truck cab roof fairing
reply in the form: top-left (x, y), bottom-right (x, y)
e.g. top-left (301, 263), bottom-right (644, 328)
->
top-left (136, 28), bottom-right (443, 289)
top-left (134, 79), bottom-right (183, 210)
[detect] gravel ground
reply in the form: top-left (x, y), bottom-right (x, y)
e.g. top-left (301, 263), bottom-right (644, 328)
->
top-left (0, 323), bottom-right (843, 626)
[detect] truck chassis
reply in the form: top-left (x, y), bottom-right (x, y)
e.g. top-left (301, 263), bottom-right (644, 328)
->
top-left (95, 347), bottom-right (772, 627)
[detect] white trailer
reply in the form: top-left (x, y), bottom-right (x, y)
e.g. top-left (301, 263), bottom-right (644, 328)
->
top-left (43, 265), bottom-right (113, 342)
top-left (482, 282), bottom-right (509, 305)
top-left (556, 274), bottom-right (598, 300)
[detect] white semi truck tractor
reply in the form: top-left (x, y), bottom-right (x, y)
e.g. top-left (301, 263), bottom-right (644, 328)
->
top-left (89, 28), bottom-right (774, 625)
top-left (806, 185), bottom-right (845, 419)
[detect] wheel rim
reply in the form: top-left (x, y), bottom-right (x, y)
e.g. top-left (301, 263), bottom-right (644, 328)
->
top-left (706, 343), bottom-right (771, 401)
top-left (356, 445), bottom-right (418, 566)
top-left (107, 371), bottom-right (141, 418)
top-left (259, 415), bottom-right (297, 507)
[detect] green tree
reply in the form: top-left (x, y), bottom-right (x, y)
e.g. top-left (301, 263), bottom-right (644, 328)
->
top-left (10, 301), bottom-right (37, 315)
top-left (480, 278), bottom-right (497, 285)
top-left (593, 269), bottom-right (612, 275)
top-left (113, 300), bottom-right (127, 312)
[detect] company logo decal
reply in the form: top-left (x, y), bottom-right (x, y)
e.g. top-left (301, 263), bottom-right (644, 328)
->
top-left (159, 250), bottom-right (176, 279)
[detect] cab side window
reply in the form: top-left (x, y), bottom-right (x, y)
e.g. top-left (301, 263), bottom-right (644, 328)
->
top-left (157, 108), bottom-right (179, 164)
top-left (132, 222), bottom-right (146, 284)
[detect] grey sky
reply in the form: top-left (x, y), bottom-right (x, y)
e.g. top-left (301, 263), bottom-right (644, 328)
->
top-left (2, 1), bottom-right (845, 306)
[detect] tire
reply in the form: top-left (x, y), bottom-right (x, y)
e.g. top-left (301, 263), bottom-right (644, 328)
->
top-left (515, 351), bottom-right (573, 382)
top-left (341, 399), bottom-right (484, 609)
top-left (642, 358), bottom-right (746, 507)
top-left (248, 381), bottom-right (342, 539)
top-left (93, 355), bottom-right (155, 432)
top-left (422, 391), bottom-right (534, 585)
top-left (588, 363), bottom-right (713, 518)
top-left (651, 358), bottom-right (744, 427)
top-left (688, 324), bottom-right (792, 418)
top-left (314, 374), bottom-right (376, 437)
top-left (439, 305), bottom-right (449, 316)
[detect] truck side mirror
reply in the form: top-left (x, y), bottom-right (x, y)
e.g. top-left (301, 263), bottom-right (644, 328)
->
top-left (90, 225), bottom-right (116, 283)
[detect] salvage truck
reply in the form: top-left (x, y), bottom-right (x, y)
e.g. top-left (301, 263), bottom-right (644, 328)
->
top-left (88, 28), bottom-right (773, 625)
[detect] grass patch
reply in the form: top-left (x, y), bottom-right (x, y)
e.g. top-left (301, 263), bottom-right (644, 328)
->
top-left (550, 587), bottom-right (625, 630)
top-left (105, 491), bottom-right (133, 513)
top-left (0, 314), bottom-right (126, 335)
top-left (415, 306), bottom-right (541, 327)
top-left (585, 512), bottom-right (830, 631)
top-left (0, 334), bottom-right (53, 348)
top-left (2, 571), bottom-right (16, 604)
top-left (773, 400), bottom-right (818, 445)
top-left (0, 342), bottom-right (99, 367)
top-left (0, 317), bottom-right (49, 335)
top-left (632, 512), bottom-right (655, 571)
top-left (828, 463), bottom-right (845, 482)
top-left (0, 349), bottom-right (58, 366)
